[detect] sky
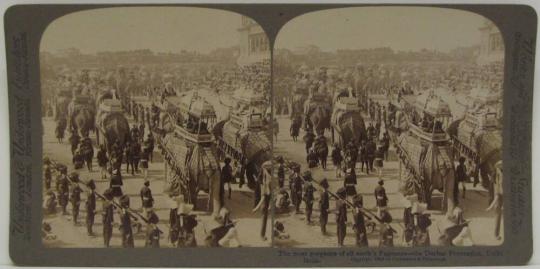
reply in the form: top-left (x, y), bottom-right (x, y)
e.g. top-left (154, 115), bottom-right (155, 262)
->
top-left (275, 7), bottom-right (493, 52)
top-left (40, 7), bottom-right (242, 54)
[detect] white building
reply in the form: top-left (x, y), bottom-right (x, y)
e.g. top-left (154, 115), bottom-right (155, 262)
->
top-left (237, 16), bottom-right (270, 66)
top-left (477, 20), bottom-right (504, 65)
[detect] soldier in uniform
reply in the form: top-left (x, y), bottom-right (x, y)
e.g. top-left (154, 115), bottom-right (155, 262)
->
top-left (306, 149), bottom-right (319, 169)
top-left (359, 140), bottom-right (369, 174)
top-left (374, 180), bottom-right (388, 217)
top-left (302, 171), bottom-right (316, 224)
top-left (139, 122), bottom-right (145, 143)
top-left (140, 147), bottom-right (150, 180)
top-left (69, 173), bottom-right (83, 224)
top-left (102, 188), bottom-right (115, 247)
top-left (290, 166), bottom-right (303, 214)
top-left (335, 187), bottom-right (348, 247)
top-left (131, 141), bottom-right (142, 174)
top-left (352, 194), bottom-right (368, 247)
top-left (56, 166), bottom-right (70, 215)
top-left (124, 142), bottom-right (133, 175)
top-left (344, 168), bottom-right (358, 199)
top-left (119, 195), bottom-right (134, 248)
top-left (366, 139), bottom-right (376, 172)
top-left (378, 210), bottom-right (395, 247)
top-left (145, 210), bottom-right (161, 248)
top-left (85, 179), bottom-right (97, 236)
top-left (80, 136), bottom-right (94, 172)
top-left (140, 179), bottom-right (154, 217)
top-left (110, 169), bottom-right (124, 198)
top-left (318, 178), bottom-right (330, 235)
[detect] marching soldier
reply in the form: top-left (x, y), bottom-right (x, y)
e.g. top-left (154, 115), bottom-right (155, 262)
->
top-left (168, 195), bottom-right (179, 246)
top-left (119, 195), bottom-right (134, 248)
top-left (85, 179), bottom-right (97, 236)
top-left (352, 194), bottom-right (368, 247)
top-left (335, 187), bottom-right (348, 247)
top-left (306, 149), bottom-right (318, 169)
top-left (139, 122), bottom-right (145, 143)
top-left (110, 169), bottom-right (123, 198)
top-left (302, 171), bottom-right (316, 224)
top-left (344, 168), bottom-right (358, 199)
top-left (124, 143), bottom-right (133, 174)
top-left (374, 180), bottom-right (388, 217)
top-left (290, 166), bottom-right (303, 214)
top-left (56, 166), bottom-right (70, 215)
top-left (378, 211), bottom-right (395, 247)
top-left (140, 179), bottom-right (154, 217)
top-left (145, 210), bottom-right (160, 248)
top-left (318, 178), bottom-right (330, 235)
top-left (69, 173), bottom-right (83, 224)
top-left (102, 188), bottom-right (115, 247)
top-left (131, 141), bottom-right (142, 174)
top-left (140, 147), bottom-right (150, 180)
top-left (80, 136), bottom-right (94, 172)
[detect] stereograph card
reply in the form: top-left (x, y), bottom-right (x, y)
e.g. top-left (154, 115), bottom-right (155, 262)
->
top-left (4, 3), bottom-right (536, 267)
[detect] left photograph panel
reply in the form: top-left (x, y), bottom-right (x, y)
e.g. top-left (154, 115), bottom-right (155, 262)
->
top-left (40, 7), bottom-right (272, 248)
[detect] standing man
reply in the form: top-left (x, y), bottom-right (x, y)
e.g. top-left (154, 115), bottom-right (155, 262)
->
top-left (366, 138), bottom-right (376, 172)
top-left (69, 173), bottom-right (83, 225)
top-left (344, 169), bottom-right (358, 200)
top-left (335, 187), bottom-right (348, 247)
top-left (303, 171), bottom-right (316, 224)
top-left (119, 195), bottom-right (134, 248)
top-left (85, 179), bottom-right (97, 236)
top-left (352, 194), bottom-right (368, 247)
top-left (140, 179), bottom-right (154, 218)
top-left (291, 166), bottom-right (304, 214)
top-left (220, 157), bottom-right (234, 203)
top-left (318, 178), bottom-right (330, 235)
top-left (140, 147), bottom-right (150, 180)
top-left (68, 132), bottom-right (80, 156)
top-left (102, 188), bottom-right (115, 247)
top-left (56, 166), bottom-right (70, 215)
top-left (145, 210), bottom-right (161, 248)
top-left (455, 157), bottom-right (468, 200)
top-left (374, 180), bottom-right (388, 217)
top-left (331, 144), bottom-right (343, 178)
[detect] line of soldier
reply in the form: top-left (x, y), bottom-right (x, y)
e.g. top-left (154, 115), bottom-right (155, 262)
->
top-left (43, 157), bottom-right (165, 247)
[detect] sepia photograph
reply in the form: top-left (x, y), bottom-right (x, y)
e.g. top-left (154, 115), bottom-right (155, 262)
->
top-left (40, 7), bottom-right (272, 248)
top-left (272, 7), bottom-right (503, 248)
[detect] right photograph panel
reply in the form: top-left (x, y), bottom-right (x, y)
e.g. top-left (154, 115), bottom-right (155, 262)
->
top-left (272, 7), bottom-right (503, 248)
